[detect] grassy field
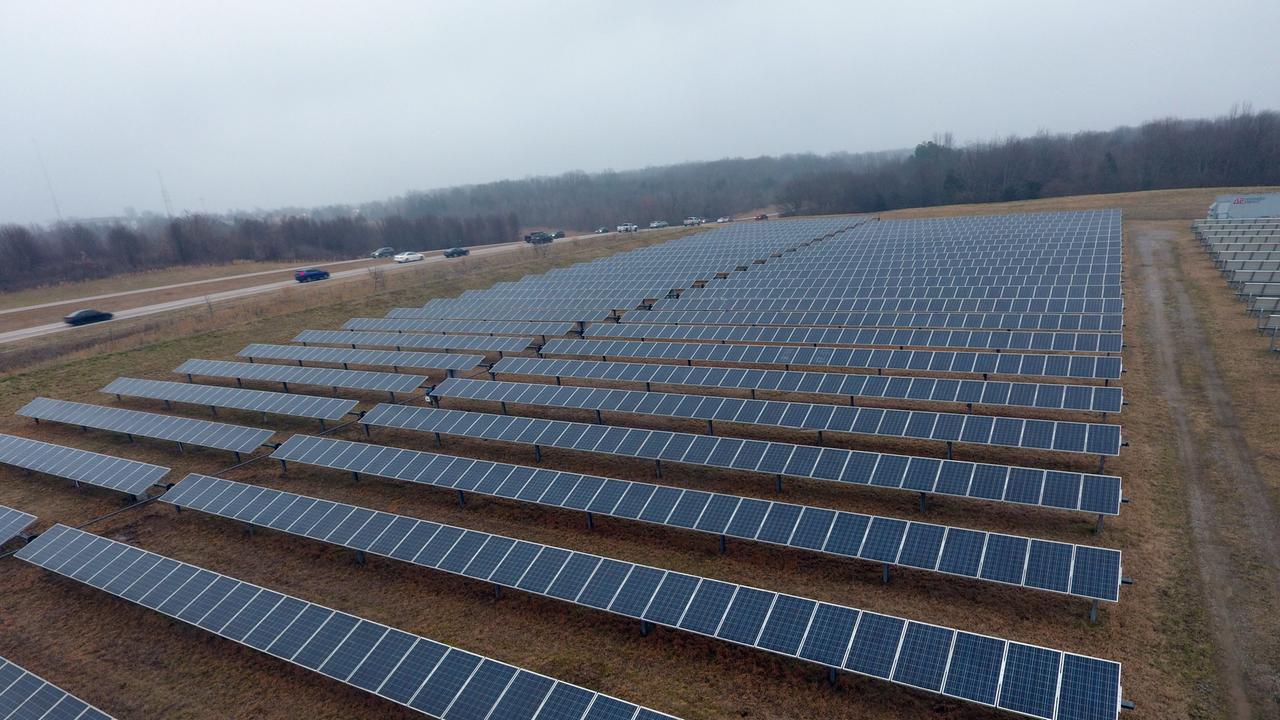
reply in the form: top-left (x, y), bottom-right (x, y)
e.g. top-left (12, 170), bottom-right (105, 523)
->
top-left (1, 191), bottom-right (1276, 719)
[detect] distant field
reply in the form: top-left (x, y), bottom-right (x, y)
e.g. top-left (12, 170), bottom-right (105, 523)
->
top-left (2, 191), bottom-right (1278, 719)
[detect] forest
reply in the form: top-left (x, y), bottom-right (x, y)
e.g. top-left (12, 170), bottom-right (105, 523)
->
top-left (0, 212), bottom-right (518, 292)
top-left (775, 107), bottom-right (1280, 214)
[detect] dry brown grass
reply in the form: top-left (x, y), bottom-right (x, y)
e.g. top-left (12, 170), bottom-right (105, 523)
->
top-left (5, 189), bottom-right (1276, 719)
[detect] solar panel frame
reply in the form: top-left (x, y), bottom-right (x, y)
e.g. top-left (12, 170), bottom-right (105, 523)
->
top-left (0, 432), bottom-right (170, 497)
top-left (294, 330), bottom-right (533, 353)
top-left (174, 359), bottom-right (425, 394)
top-left (16, 398), bottom-right (274, 455)
top-left (15, 525), bottom-right (673, 720)
top-left (0, 654), bottom-right (116, 720)
top-left (237, 344), bottom-right (483, 373)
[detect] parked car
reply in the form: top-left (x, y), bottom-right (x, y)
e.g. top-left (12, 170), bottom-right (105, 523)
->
top-left (551, 230), bottom-right (566, 239)
top-left (595, 227), bottom-right (609, 234)
top-left (716, 216), bottom-right (731, 223)
top-left (63, 308), bottom-right (113, 326)
top-left (443, 247), bottom-right (470, 258)
top-left (524, 231), bottom-right (553, 244)
top-left (394, 251), bottom-right (425, 263)
top-left (370, 247), bottom-right (395, 258)
top-left (295, 268), bottom-right (330, 282)
top-left (649, 220), bottom-right (669, 229)
top-left (754, 214), bottom-right (769, 221)
top-left (616, 223), bottom-right (638, 233)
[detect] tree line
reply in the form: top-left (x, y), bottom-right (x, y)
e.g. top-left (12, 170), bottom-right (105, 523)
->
top-left (0, 212), bottom-right (518, 292)
top-left (775, 107), bottom-right (1280, 215)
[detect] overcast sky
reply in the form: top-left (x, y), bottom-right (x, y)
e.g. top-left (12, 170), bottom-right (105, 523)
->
top-left (2, 0), bottom-right (1277, 224)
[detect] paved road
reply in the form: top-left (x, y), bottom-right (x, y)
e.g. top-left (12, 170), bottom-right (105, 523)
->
top-left (0, 237), bottom-right (570, 346)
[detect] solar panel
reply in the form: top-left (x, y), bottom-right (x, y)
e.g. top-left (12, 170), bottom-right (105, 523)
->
top-left (342, 317), bottom-right (575, 338)
top-left (492, 357), bottom-right (1125, 414)
top-left (0, 504), bottom-right (37, 546)
top-left (294, 330), bottom-right (532, 354)
top-left (431, 378), bottom-right (1122, 456)
top-left (174, 359), bottom-right (425, 395)
top-left (237, 344), bottom-right (483, 373)
top-left (0, 654), bottom-right (115, 720)
top-left (359, 405), bottom-right (1123, 516)
top-left (267, 438), bottom-right (1122, 602)
top-left (0, 432), bottom-right (169, 498)
top-left (541, 339), bottom-right (1124, 381)
top-left (387, 307), bottom-right (610, 322)
top-left (17, 398), bottom-right (273, 456)
top-left (157, 474), bottom-right (1122, 720)
top-left (102, 378), bottom-right (357, 422)
top-left (15, 525), bottom-right (674, 720)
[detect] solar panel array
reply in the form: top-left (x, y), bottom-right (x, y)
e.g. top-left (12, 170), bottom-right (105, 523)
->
top-left (159, 474), bottom-right (1121, 719)
top-left (1193, 218), bottom-right (1280, 353)
top-left (294, 330), bottom-right (533, 354)
top-left (492, 357), bottom-right (1125, 413)
top-left (174, 359), bottom-right (425, 394)
top-left (17, 398), bottom-right (273, 455)
top-left (16, 525), bottom-right (675, 720)
top-left (0, 655), bottom-right (114, 720)
top-left (432, 378), bottom-right (1122, 456)
top-left (102, 378), bottom-right (357, 422)
top-left (360, 404), bottom-right (1123, 515)
top-left (586, 322), bottom-right (1123, 353)
top-left (269, 436), bottom-right (1121, 601)
top-left (342, 318), bottom-right (576, 337)
top-left (541, 338), bottom-right (1124, 380)
top-left (0, 504), bottom-right (36, 546)
top-left (237, 344), bottom-right (484, 373)
top-left (0, 433), bottom-right (169, 497)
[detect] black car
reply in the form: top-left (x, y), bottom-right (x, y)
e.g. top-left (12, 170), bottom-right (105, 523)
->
top-left (443, 247), bottom-right (469, 258)
top-left (551, 230), bottom-right (566, 239)
top-left (295, 268), bottom-right (330, 282)
top-left (64, 308), bottom-right (113, 326)
top-left (370, 247), bottom-right (395, 258)
top-left (524, 231), bottom-right (553, 244)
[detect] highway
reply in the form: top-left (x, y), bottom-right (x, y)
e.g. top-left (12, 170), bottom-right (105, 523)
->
top-left (0, 236), bottom-right (582, 346)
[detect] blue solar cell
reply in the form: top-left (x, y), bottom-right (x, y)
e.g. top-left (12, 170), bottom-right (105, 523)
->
top-left (723, 498), bottom-right (769, 539)
top-left (678, 579), bottom-right (737, 636)
top-left (643, 573), bottom-right (701, 626)
top-left (897, 524), bottom-right (945, 570)
top-left (844, 613), bottom-right (905, 679)
top-left (1057, 654), bottom-right (1121, 720)
top-left (1071, 546), bottom-right (1121, 602)
top-left (487, 671), bottom-right (554, 720)
top-left (943, 632), bottom-right (1005, 706)
top-left (608, 566), bottom-right (665, 618)
top-left (1023, 540), bottom-right (1073, 594)
top-left (858, 518), bottom-right (907, 563)
top-left (937, 529), bottom-right (985, 577)
top-left (1003, 468), bottom-right (1044, 505)
top-left (756, 595), bottom-right (817, 656)
top-left (798, 603), bottom-right (859, 667)
top-left (980, 534), bottom-right (1029, 585)
top-left (716, 587), bottom-right (775, 645)
top-left (823, 513), bottom-right (870, 557)
top-left (998, 644), bottom-right (1061, 719)
top-left (891, 622), bottom-right (954, 692)
top-left (755, 504), bottom-right (803, 544)
top-left (577, 559), bottom-right (632, 609)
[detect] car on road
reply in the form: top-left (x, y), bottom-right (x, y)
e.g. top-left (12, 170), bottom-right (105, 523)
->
top-left (443, 247), bottom-right (469, 258)
top-left (616, 223), bottom-right (638, 233)
top-left (294, 268), bottom-right (330, 282)
top-left (394, 251), bottom-right (425, 263)
top-left (63, 308), bottom-right (113, 326)
top-left (716, 216), bottom-right (731, 223)
top-left (755, 214), bottom-right (769, 221)
top-left (649, 220), bottom-right (669, 229)
top-left (524, 231), bottom-right (553, 244)
top-left (595, 227), bottom-right (609, 234)
top-left (370, 247), bottom-right (395, 258)
top-left (551, 230), bottom-right (566, 239)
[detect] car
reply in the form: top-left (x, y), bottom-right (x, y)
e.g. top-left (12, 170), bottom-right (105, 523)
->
top-left (683, 217), bottom-right (706, 226)
top-left (394, 251), bottom-right (425, 263)
top-left (295, 268), bottom-right (330, 282)
top-left (616, 223), bottom-right (638, 233)
top-left (443, 247), bottom-right (469, 258)
top-left (524, 231), bottom-right (553, 244)
top-left (63, 308), bottom-right (113, 326)
top-left (649, 220), bottom-right (669, 229)
top-left (595, 227), bottom-right (609, 234)
top-left (370, 247), bottom-right (395, 258)
top-left (755, 214), bottom-right (769, 221)
top-left (551, 230), bottom-right (566, 239)
top-left (716, 216), bottom-right (731, 223)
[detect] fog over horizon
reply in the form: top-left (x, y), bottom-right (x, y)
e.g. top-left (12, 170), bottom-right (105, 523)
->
top-left (2, 0), bottom-right (1278, 225)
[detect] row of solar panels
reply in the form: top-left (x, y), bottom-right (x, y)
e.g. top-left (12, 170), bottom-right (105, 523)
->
top-left (492, 357), bottom-right (1125, 413)
top-left (360, 404), bottom-right (1123, 516)
top-left (586, 323), bottom-right (1123, 353)
top-left (0, 504), bottom-right (36, 547)
top-left (432, 378), bottom-right (1123, 456)
top-left (0, 654), bottom-right (114, 720)
top-left (16, 525), bottom-right (675, 720)
top-left (271, 435), bottom-right (1122, 601)
top-left (145, 474), bottom-right (1121, 720)
top-left (541, 339), bottom-right (1125, 380)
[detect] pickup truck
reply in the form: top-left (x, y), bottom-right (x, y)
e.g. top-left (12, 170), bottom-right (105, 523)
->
top-left (524, 231), bottom-right (553, 244)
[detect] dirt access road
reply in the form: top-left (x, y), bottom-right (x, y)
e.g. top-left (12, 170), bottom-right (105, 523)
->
top-left (1132, 220), bottom-right (1280, 719)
